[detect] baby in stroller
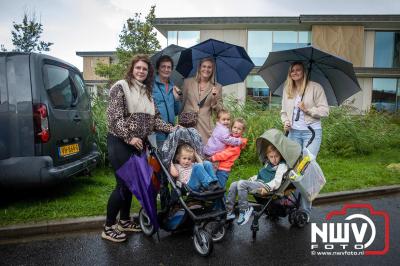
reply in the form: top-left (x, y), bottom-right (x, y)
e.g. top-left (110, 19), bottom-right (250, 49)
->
top-left (139, 128), bottom-right (227, 256)
top-left (170, 144), bottom-right (222, 192)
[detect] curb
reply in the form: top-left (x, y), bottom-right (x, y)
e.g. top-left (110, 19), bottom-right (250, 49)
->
top-left (1, 185), bottom-right (399, 242)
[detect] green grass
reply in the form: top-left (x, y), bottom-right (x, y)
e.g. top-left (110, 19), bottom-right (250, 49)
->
top-left (1, 147), bottom-right (399, 227)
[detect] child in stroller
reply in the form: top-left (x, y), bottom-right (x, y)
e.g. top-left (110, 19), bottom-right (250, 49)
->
top-left (248, 129), bottom-right (326, 239)
top-left (226, 143), bottom-right (288, 226)
top-left (170, 144), bottom-right (222, 192)
top-left (139, 128), bottom-right (227, 256)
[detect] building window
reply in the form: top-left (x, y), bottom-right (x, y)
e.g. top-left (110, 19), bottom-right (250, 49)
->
top-left (246, 75), bottom-right (281, 106)
top-left (167, 31), bottom-right (200, 47)
top-left (374, 31), bottom-right (400, 68)
top-left (372, 78), bottom-right (399, 112)
top-left (248, 31), bottom-right (311, 66)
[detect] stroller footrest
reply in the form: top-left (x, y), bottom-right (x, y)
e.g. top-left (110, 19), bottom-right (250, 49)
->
top-left (187, 189), bottom-right (226, 200)
top-left (192, 209), bottom-right (226, 221)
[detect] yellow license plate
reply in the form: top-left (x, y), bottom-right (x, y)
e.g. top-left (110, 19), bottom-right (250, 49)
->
top-left (59, 143), bottom-right (80, 157)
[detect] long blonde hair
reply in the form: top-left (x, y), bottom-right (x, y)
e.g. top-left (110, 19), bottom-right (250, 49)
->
top-left (195, 57), bottom-right (216, 84)
top-left (284, 62), bottom-right (308, 99)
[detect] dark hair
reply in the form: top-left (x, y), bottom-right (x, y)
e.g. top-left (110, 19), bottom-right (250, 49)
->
top-left (125, 54), bottom-right (154, 100)
top-left (156, 55), bottom-right (174, 72)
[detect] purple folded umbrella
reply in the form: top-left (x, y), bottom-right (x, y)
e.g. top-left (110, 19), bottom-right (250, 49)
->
top-left (116, 152), bottom-right (159, 230)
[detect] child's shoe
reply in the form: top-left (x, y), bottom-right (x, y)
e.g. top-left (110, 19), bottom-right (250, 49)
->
top-left (101, 225), bottom-right (127, 242)
top-left (118, 219), bottom-right (142, 232)
top-left (208, 181), bottom-right (222, 191)
top-left (226, 211), bottom-right (235, 221)
top-left (237, 206), bottom-right (254, 226)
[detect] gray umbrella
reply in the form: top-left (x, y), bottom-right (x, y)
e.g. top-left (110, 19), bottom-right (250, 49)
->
top-left (151, 44), bottom-right (185, 87)
top-left (257, 46), bottom-right (361, 106)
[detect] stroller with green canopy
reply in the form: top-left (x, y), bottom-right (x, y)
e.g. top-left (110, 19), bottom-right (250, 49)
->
top-left (249, 129), bottom-right (326, 239)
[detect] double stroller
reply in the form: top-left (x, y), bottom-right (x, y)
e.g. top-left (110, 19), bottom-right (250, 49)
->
top-left (138, 128), bottom-right (227, 256)
top-left (249, 129), bottom-right (326, 239)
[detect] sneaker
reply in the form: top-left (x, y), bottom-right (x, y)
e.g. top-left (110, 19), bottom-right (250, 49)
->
top-left (237, 206), bottom-right (254, 226)
top-left (101, 225), bottom-right (127, 242)
top-left (118, 219), bottom-right (142, 232)
top-left (226, 211), bottom-right (235, 221)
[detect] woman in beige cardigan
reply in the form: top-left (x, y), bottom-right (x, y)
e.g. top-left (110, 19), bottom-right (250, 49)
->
top-left (281, 61), bottom-right (329, 221)
top-left (181, 58), bottom-right (223, 144)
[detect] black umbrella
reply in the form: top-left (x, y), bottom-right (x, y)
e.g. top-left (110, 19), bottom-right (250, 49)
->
top-left (150, 44), bottom-right (185, 87)
top-left (175, 38), bottom-right (254, 86)
top-left (258, 46), bottom-right (361, 106)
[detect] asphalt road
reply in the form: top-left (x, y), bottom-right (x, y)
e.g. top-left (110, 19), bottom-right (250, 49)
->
top-left (0, 193), bottom-right (399, 266)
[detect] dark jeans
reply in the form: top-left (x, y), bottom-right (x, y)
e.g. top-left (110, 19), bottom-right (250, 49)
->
top-left (105, 134), bottom-right (139, 227)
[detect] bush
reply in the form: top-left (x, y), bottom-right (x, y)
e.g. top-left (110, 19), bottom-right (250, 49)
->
top-left (91, 95), bottom-right (108, 166)
top-left (321, 107), bottom-right (400, 157)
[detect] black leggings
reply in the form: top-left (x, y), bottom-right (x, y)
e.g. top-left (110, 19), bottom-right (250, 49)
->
top-left (105, 134), bottom-right (139, 226)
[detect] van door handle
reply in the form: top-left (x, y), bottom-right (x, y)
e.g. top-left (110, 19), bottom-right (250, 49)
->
top-left (73, 115), bottom-right (81, 122)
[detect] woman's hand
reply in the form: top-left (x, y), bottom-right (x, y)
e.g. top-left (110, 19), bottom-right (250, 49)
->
top-left (211, 86), bottom-right (217, 96)
top-left (173, 86), bottom-right (182, 100)
top-left (129, 137), bottom-right (143, 150)
top-left (298, 101), bottom-right (308, 113)
top-left (284, 120), bottom-right (291, 132)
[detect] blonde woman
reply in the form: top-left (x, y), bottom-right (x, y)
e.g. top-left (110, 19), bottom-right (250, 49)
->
top-left (281, 61), bottom-right (329, 221)
top-left (181, 58), bottom-right (223, 144)
top-left (281, 62), bottom-right (329, 157)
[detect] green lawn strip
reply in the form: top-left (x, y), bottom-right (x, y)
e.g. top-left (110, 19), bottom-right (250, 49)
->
top-left (0, 149), bottom-right (399, 227)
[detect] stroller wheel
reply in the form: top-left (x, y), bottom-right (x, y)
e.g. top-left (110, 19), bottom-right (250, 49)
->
top-left (193, 229), bottom-right (213, 256)
top-left (294, 211), bottom-right (309, 228)
top-left (139, 208), bottom-right (155, 236)
top-left (204, 221), bottom-right (226, 242)
top-left (288, 211), bottom-right (295, 225)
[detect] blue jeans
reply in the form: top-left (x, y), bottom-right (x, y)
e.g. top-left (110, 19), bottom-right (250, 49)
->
top-left (288, 128), bottom-right (322, 157)
top-left (187, 161), bottom-right (217, 191)
top-left (288, 128), bottom-right (322, 216)
top-left (214, 170), bottom-right (230, 210)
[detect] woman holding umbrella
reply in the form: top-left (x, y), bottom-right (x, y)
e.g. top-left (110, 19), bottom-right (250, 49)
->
top-left (281, 61), bottom-right (329, 220)
top-left (181, 57), bottom-right (223, 144)
top-left (281, 61), bottom-right (329, 156)
top-left (102, 54), bottom-right (175, 243)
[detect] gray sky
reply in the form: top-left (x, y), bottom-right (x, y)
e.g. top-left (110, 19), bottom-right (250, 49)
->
top-left (1, 0), bottom-right (399, 71)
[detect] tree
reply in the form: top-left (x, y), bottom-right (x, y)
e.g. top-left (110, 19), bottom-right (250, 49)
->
top-left (9, 13), bottom-right (53, 52)
top-left (95, 5), bottom-right (161, 85)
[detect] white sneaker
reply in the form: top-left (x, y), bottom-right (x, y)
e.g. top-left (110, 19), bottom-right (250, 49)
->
top-left (237, 206), bottom-right (254, 226)
top-left (226, 211), bottom-right (235, 221)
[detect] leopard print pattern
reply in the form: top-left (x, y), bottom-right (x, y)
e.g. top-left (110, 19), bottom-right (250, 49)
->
top-left (107, 83), bottom-right (173, 143)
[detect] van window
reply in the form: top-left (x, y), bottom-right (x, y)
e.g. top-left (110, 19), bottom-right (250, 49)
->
top-left (43, 64), bottom-right (75, 109)
top-left (72, 73), bottom-right (90, 111)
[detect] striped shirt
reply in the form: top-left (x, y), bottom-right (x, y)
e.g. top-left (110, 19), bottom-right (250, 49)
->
top-left (174, 164), bottom-right (193, 184)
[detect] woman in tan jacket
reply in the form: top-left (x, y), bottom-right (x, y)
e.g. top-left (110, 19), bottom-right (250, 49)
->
top-left (181, 58), bottom-right (223, 144)
top-left (281, 61), bottom-right (329, 221)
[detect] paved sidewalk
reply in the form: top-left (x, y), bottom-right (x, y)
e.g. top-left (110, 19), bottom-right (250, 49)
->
top-left (1, 184), bottom-right (399, 241)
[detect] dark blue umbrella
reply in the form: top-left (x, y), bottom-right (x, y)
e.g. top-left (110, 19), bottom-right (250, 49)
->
top-left (151, 44), bottom-right (185, 87)
top-left (116, 152), bottom-right (159, 231)
top-left (258, 46), bottom-right (361, 106)
top-left (176, 38), bottom-right (254, 86)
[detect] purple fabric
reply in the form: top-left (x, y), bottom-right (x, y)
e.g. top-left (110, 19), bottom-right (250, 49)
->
top-left (203, 122), bottom-right (241, 156)
top-left (116, 152), bottom-right (159, 230)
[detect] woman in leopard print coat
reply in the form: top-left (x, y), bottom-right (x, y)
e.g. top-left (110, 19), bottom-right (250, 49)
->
top-left (102, 54), bottom-right (175, 243)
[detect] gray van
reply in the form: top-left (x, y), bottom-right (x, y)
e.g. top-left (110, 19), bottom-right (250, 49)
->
top-left (0, 52), bottom-right (100, 187)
